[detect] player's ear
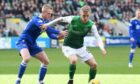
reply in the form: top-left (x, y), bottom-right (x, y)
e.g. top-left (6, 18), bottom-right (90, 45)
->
top-left (80, 12), bottom-right (83, 19)
top-left (79, 10), bottom-right (82, 16)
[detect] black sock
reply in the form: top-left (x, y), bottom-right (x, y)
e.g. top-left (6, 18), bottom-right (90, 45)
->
top-left (69, 64), bottom-right (76, 80)
top-left (89, 68), bottom-right (97, 82)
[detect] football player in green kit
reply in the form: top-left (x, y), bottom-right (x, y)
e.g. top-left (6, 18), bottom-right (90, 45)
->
top-left (46, 5), bottom-right (107, 84)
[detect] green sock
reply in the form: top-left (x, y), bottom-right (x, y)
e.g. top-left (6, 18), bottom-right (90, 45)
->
top-left (89, 68), bottom-right (97, 82)
top-left (69, 64), bottom-right (76, 80)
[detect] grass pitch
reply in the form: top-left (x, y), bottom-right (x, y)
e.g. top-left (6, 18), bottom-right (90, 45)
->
top-left (0, 46), bottom-right (140, 83)
top-left (0, 46), bottom-right (140, 74)
top-left (1, 74), bottom-right (140, 84)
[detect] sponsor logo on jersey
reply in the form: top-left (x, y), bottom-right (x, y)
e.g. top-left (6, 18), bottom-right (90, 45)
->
top-left (136, 25), bottom-right (140, 29)
top-left (38, 20), bottom-right (43, 23)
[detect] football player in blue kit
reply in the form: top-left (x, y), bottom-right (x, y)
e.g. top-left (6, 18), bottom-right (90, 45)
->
top-left (128, 9), bottom-right (140, 68)
top-left (15, 4), bottom-right (67, 84)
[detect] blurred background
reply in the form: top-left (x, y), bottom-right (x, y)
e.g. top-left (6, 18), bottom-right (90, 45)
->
top-left (1, 0), bottom-right (140, 36)
top-left (1, 0), bottom-right (140, 49)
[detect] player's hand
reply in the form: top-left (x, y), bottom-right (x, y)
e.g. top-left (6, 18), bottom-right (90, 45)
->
top-left (101, 49), bottom-right (107, 56)
top-left (60, 30), bottom-right (67, 36)
top-left (130, 38), bottom-right (134, 42)
top-left (58, 30), bottom-right (67, 39)
top-left (40, 25), bottom-right (48, 31)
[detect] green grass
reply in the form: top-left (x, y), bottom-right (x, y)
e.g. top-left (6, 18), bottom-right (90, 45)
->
top-left (0, 46), bottom-right (140, 74)
top-left (1, 74), bottom-right (140, 84)
top-left (0, 46), bottom-right (140, 83)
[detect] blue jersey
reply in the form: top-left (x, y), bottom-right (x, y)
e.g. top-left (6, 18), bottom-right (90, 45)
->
top-left (129, 17), bottom-right (140, 41)
top-left (19, 16), bottom-right (60, 43)
top-left (17, 16), bottom-right (60, 56)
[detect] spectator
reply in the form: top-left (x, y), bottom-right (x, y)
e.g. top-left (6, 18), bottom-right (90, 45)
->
top-left (0, 0), bottom-right (140, 37)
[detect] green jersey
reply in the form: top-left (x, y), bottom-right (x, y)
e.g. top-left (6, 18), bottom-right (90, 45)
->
top-left (63, 16), bottom-right (94, 48)
top-left (46, 15), bottom-right (104, 50)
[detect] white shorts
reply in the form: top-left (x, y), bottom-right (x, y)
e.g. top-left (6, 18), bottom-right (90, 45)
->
top-left (62, 46), bottom-right (93, 62)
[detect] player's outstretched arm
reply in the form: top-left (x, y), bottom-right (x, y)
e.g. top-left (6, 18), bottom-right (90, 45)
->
top-left (41, 16), bottom-right (74, 31)
top-left (46, 27), bottom-right (67, 39)
top-left (39, 17), bottom-right (63, 31)
top-left (91, 25), bottom-right (107, 55)
top-left (47, 31), bottom-right (67, 40)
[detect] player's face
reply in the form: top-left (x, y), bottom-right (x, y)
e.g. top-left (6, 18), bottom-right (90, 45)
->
top-left (42, 8), bottom-right (53, 20)
top-left (80, 11), bottom-right (90, 23)
top-left (136, 10), bottom-right (140, 19)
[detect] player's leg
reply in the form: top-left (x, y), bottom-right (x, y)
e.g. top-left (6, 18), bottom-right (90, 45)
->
top-left (61, 46), bottom-right (77, 84)
top-left (16, 40), bottom-right (31, 84)
top-left (85, 57), bottom-right (97, 82)
top-left (77, 46), bottom-right (97, 82)
top-left (16, 48), bottom-right (31, 84)
top-left (67, 55), bottom-right (78, 84)
top-left (128, 41), bottom-right (136, 68)
top-left (35, 51), bottom-right (49, 84)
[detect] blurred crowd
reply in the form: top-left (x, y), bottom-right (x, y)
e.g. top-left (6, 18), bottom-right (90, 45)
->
top-left (0, 0), bottom-right (140, 37)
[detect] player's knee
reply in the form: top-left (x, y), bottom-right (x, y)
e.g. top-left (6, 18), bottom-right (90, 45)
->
top-left (43, 60), bottom-right (49, 65)
top-left (23, 57), bottom-right (30, 63)
top-left (90, 63), bottom-right (98, 69)
top-left (70, 59), bottom-right (77, 64)
top-left (69, 56), bottom-right (78, 64)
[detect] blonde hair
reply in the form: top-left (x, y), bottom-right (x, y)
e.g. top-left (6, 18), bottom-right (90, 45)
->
top-left (80, 5), bottom-right (91, 13)
top-left (136, 9), bottom-right (140, 13)
top-left (42, 4), bottom-right (53, 12)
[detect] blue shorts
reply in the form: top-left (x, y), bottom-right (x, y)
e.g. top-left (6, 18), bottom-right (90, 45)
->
top-left (130, 40), bottom-right (140, 49)
top-left (16, 39), bottom-right (43, 56)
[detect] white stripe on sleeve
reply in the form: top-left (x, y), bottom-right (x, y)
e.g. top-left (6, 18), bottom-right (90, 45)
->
top-left (91, 25), bottom-right (104, 51)
top-left (61, 16), bottom-right (74, 23)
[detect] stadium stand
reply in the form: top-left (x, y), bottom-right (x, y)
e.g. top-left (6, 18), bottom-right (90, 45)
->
top-left (0, 0), bottom-right (140, 37)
